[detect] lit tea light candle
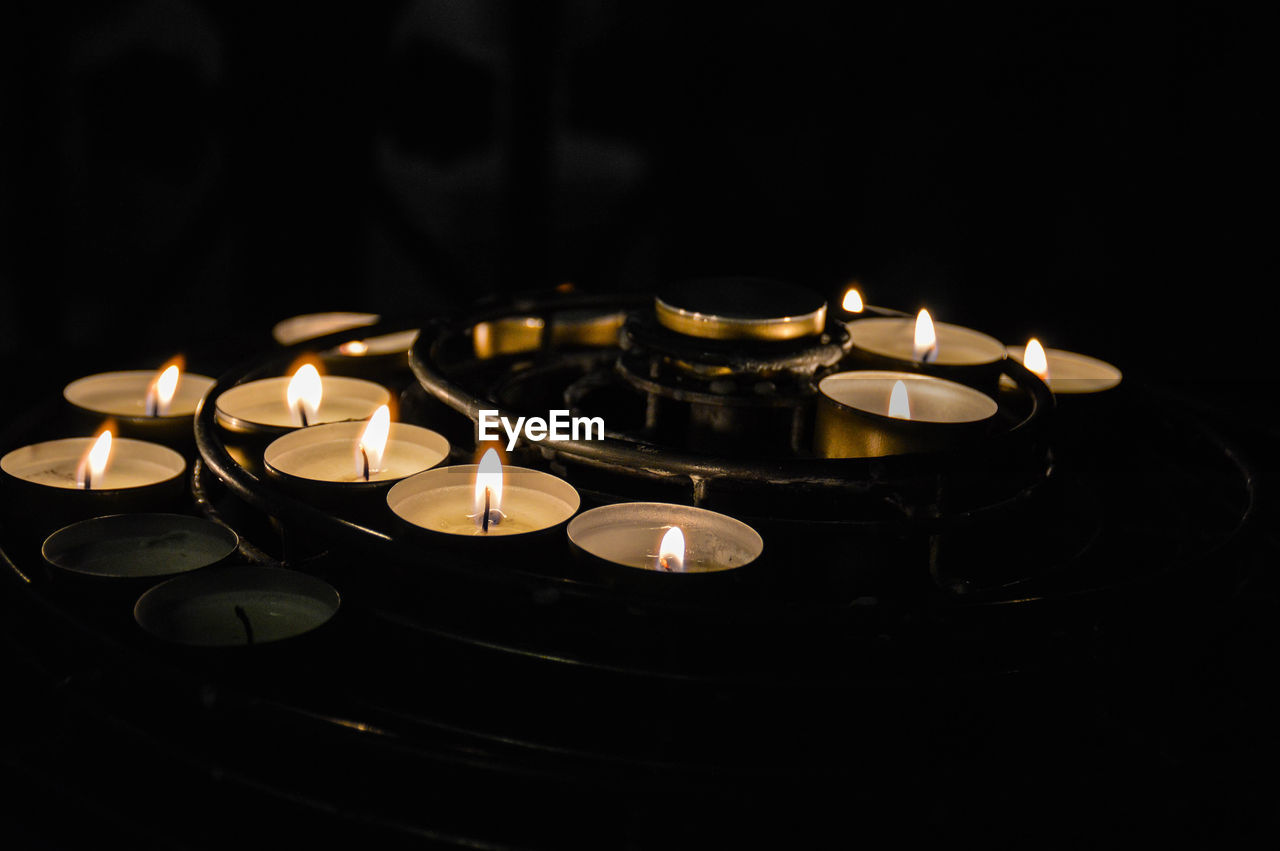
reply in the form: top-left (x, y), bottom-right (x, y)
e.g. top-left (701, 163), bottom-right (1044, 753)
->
top-left (214, 363), bottom-right (390, 435)
top-left (1, 428), bottom-right (185, 491)
top-left (43, 513), bottom-right (238, 580)
top-left (386, 448), bottom-right (579, 544)
top-left (264, 405), bottom-right (449, 509)
top-left (272, 311), bottom-right (379, 346)
top-left (567, 502), bottom-right (763, 584)
top-left (813, 370), bottom-right (999, 457)
top-left (134, 566), bottom-right (340, 647)
top-left (338, 340), bottom-right (369, 356)
top-left (1006, 339), bottom-right (1122, 395)
top-left (63, 358), bottom-right (216, 444)
top-left (1, 428), bottom-right (187, 534)
top-left (318, 328), bottom-right (423, 381)
top-left (329, 328), bottom-right (420, 358)
top-left (848, 309), bottom-right (1006, 372)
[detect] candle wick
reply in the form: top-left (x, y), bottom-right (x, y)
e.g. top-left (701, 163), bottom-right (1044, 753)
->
top-left (298, 405), bottom-right (309, 428)
top-left (234, 605), bottom-right (255, 646)
top-left (81, 469), bottom-right (91, 490)
top-left (361, 447), bottom-right (370, 482)
top-left (482, 487), bottom-right (491, 533)
top-left (145, 392), bottom-right (157, 418)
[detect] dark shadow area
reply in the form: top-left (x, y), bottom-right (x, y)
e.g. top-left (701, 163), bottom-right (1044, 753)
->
top-left (0, 1), bottom-right (1274, 846)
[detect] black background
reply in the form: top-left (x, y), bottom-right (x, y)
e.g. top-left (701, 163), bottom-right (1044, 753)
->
top-left (1, 1), bottom-right (1276, 846)
top-left (0, 1), bottom-right (1271, 408)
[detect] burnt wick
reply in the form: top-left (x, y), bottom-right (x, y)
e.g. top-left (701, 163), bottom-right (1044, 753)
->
top-left (482, 487), bottom-right (491, 533)
top-left (234, 605), bottom-right (255, 645)
top-left (361, 447), bottom-right (370, 482)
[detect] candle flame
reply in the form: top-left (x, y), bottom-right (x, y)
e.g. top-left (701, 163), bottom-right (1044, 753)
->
top-left (145, 361), bottom-right (182, 417)
top-left (76, 429), bottom-right (113, 489)
top-left (1024, 338), bottom-right (1050, 381)
top-left (657, 526), bottom-right (685, 572)
top-left (913, 309), bottom-right (937, 362)
top-left (473, 448), bottom-right (504, 530)
top-left (338, 339), bottom-right (369, 356)
top-left (888, 379), bottom-right (911, 420)
top-left (356, 404), bottom-right (391, 479)
top-left (286, 363), bottom-right (323, 427)
top-left (842, 288), bottom-right (864, 313)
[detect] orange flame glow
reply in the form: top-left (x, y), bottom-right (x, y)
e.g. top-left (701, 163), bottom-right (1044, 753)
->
top-left (657, 526), bottom-right (685, 572)
top-left (338, 340), bottom-right (369, 356)
top-left (356, 405), bottom-right (390, 479)
top-left (76, 429), bottom-right (113, 489)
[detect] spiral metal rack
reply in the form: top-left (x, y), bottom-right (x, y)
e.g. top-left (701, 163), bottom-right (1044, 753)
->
top-left (0, 286), bottom-right (1263, 847)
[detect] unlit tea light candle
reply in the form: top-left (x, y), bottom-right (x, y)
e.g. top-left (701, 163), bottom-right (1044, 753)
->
top-left (43, 513), bottom-right (237, 580)
top-left (134, 566), bottom-right (340, 647)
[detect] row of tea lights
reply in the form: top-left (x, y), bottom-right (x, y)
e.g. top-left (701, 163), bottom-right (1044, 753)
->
top-left (815, 291), bottom-right (1121, 455)
top-left (0, 295), bottom-right (1121, 645)
top-left (4, 294), bottom-right (1123, 548)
